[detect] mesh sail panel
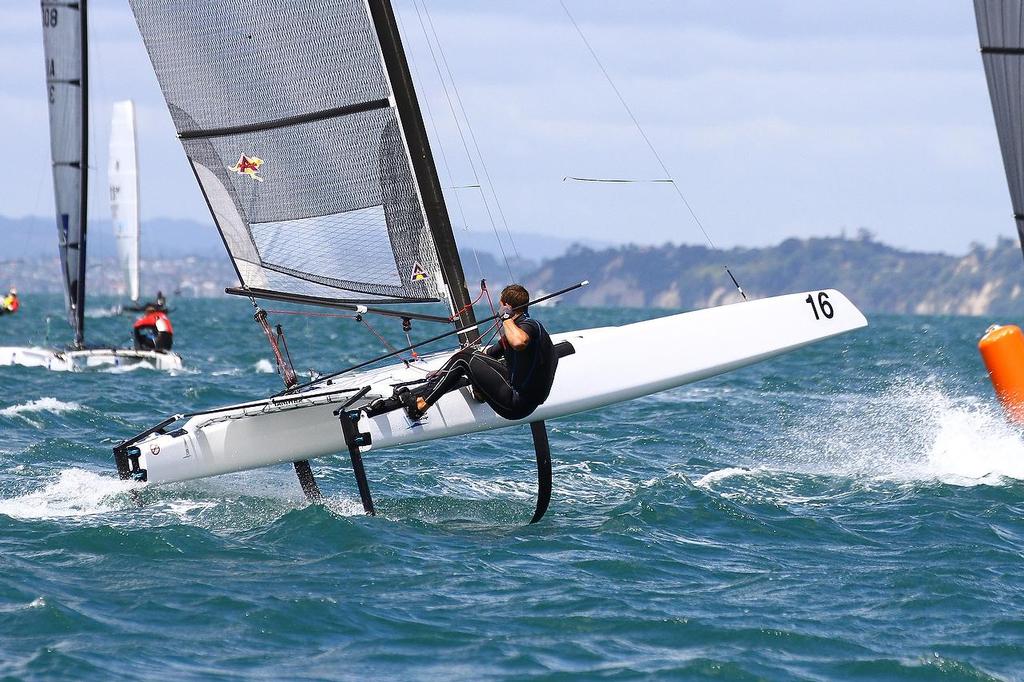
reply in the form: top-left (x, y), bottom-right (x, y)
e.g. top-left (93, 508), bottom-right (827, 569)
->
top-left (130, 0), bottom-right (443, 302)
top-left (976, 0), bottom-right (1024, 257)
top-left (42, 0), bottom-right (85, 335)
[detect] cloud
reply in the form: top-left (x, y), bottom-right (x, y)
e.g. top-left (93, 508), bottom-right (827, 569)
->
top-left (0, 0), bottom-right (1012, 255)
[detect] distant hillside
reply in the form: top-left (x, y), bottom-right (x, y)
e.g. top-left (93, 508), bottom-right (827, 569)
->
top-left (524, 234), bottom-right (1024, 316)
top-left (0, 215), bottom-right (601, 262)
top-left (7, 221), bottom-right (1024, 316)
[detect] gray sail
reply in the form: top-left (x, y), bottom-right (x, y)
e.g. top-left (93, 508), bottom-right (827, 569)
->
top-left (42, 0), bottom-right (88, 346)
top-left (129, 0), bottom-right (454, 306)
top-left (976, 0), bottom-right (1024, 258)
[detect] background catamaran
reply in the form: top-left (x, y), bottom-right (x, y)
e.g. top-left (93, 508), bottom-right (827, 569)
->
top-left (114, 0), bottom-right (867, 520)
top-left (0, 1), bottom-right (181, 372)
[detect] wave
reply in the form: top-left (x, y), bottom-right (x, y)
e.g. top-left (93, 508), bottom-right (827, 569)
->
top-left (254, 359), bottom-right (275, 374)
top-left (760, 379), bottom-right (1024, 487)
top-left (0, 398), bottom-right (82, 428)
top-left (0, 468), bottom-right (133, 520)
top-left (85, 305), bottom-right (122, 319)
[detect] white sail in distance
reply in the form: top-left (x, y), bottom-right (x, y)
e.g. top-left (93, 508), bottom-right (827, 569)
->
top-left (109, 100), bottom-right (141, 303)
top-left (41, 0), bottom-right (88, 346)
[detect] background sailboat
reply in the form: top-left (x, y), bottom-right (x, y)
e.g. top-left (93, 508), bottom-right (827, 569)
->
top-left (0, 1), bottom-right (181, 372)
top-left (114, 0), bottom-right (866, 517)
top-left (109, 100), bottom-right (142, 311)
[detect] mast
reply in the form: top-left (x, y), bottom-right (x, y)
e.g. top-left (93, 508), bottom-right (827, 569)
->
top-left (77, 0), bottom-right (88, 347)
top-left (367, 0), bottom-right (478, 343)
top-left (42, 0), bottom-right (89, 348)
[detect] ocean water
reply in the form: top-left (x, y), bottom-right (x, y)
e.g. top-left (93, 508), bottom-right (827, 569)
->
top-left (2, 295), bottom-right (1024, 680)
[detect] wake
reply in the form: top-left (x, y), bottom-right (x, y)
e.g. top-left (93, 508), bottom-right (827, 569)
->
top-left (702, 380), bottom-right (1024, 490)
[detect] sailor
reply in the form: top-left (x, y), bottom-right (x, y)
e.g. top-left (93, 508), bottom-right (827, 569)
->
top-left (133, 304), bottom-right (174, 351)
top-left (155, 290), bottom-right (166, 309)
top-left (0, 288), bottom-right (19, 315)
top-left (403, 284), bottom-right (558, 421)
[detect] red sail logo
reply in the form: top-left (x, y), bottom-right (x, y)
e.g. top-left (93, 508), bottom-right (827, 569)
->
top-left (230, 154), bottom-right (264, 181)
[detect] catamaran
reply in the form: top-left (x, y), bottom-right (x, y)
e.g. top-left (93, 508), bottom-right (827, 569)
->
top-left (113, 0), bottom-right (867, 520)
top-left (0, 2), bottom-right (181, 372)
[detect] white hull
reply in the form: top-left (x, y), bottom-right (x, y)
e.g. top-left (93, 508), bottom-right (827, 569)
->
top-left (0, 346), bottom-right (182, 372)
top-left (121, 290), bottom-right (867, 486)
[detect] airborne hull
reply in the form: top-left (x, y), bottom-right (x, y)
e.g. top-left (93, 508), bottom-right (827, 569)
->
top-left (120, 290), bottom-right (867, 486)
top-left (0, 346), bottom-right (183, 372)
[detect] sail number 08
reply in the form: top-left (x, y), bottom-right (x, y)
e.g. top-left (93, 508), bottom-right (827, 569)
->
top-left (42, 7), bottom-right (58, 27)
top-left (805, 291), bottom-right (834, 320)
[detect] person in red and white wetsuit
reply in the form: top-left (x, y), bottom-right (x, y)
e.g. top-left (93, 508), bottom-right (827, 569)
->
top-left (133, 305), bottom-right (174, 351)
top-left (0, 288), bottom-right (19, 315)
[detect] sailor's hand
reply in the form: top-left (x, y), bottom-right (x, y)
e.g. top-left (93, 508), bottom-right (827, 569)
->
top-left (499, 304), bottom-right (514, 321)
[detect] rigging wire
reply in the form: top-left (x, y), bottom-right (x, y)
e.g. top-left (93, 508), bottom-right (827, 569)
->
top-left (394, 8), bottom-right (488, 286)
top-left (558, 0), bottom-right (747, 301)
top-left (410, 0), bottom-right (516, 282)
top-left (418, 0), bottom-right (523, 265)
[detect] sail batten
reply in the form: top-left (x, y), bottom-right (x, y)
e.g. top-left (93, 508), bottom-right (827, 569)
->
top-left (42, 0), bottom-right (88, 346)
top-left (130, 0), bottom-right (462, 306)
top-left (975, 0), bottom-right (1024, 259)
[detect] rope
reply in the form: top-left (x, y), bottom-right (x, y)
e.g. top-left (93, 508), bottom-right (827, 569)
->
top-left (394, 8), bottom-right (488, 286)
top-left (447, 285), bottom-right (487, 324)
top-left (265, 309), bottom-right (357, 320)
top-left (558, 0), bottom-right (747, 302)
top-left (418, 0), bottom-right (523, 265)
top-left (410, 0), bottom-right (516, 282)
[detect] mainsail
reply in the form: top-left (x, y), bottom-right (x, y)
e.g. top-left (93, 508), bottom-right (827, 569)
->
top-left (129, 0), bottom-right (476, 329)
top-left (976, 0), bottom-right (1024, 258)
top-left (42, 0), bottom-right (88, 347)
top-left (109, 100), bottom-right (141, 304)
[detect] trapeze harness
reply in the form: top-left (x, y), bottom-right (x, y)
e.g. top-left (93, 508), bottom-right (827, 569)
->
top-left (133, 311), bottom-right (174, 352)
top-left (419, 313), bottom-right (557, 420)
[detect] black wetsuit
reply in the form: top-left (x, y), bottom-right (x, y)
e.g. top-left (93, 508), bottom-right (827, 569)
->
top-left (420, 313), bottom-right (557, 420)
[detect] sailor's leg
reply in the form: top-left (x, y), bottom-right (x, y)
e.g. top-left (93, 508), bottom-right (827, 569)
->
top-left (463, 353), bottom-right (519, 417)
top-left (418, 349), bottom-right (476, 406)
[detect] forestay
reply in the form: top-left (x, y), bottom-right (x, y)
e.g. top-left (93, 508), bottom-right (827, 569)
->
top-left (130, 0), bottom-right (451, 305)
top-left (41, 0), bottom-right (88, 347)
top-left (109, 100), bottom-right (141, 304)
top-left (976, 0), bottom-right (1024, 258)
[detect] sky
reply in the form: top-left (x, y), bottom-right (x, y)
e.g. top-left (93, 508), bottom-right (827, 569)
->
top-left (0, 0), bottom-right (1015, 256)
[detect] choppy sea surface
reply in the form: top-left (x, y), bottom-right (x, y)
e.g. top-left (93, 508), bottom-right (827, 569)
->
top-left (2, 295), bottom-right (1024, 680)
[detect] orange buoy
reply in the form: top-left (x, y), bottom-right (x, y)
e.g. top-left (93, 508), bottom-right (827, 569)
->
top-left (979, 324), bottom-right (1024, 423)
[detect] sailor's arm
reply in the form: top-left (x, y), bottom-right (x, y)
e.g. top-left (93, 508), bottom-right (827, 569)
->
top-left (503, 317), bottom-right (531, 351)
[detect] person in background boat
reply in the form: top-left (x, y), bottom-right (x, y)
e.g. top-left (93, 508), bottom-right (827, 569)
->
top-left (399, 284), bottom-right (558, 421)
top-left (133, 304), bottom-right (174, 352)
top-left (155, 290), bottom-right (166, 309)
top-left (0, 288), bottom-right (19, 315)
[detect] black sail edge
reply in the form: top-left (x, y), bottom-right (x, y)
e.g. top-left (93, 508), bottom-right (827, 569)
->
top-left (367, 0), bottom-right (479, 344)
top-left (76, 0), bottom-right (88, 348)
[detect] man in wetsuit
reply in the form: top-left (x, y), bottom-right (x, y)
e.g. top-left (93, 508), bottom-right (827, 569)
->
top-left (133, 305), bottom-right (174, 351)
top-left (404, 284), bottom-right (557, 421)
